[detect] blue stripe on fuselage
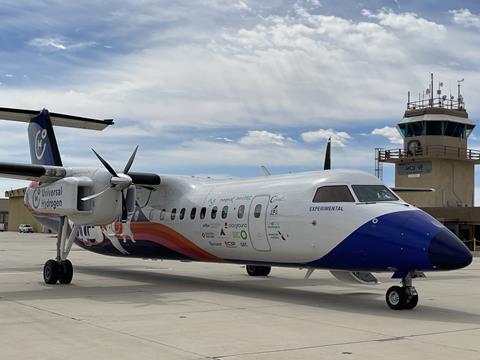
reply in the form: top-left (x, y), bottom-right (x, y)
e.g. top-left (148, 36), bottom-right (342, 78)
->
top-left (309, 210), bottom-right (441, 272)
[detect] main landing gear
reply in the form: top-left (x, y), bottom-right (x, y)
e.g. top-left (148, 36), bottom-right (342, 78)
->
top-left (43, 217), bottom-right (78, 285)
top-left (246, 265), bottom-right (271, 276)
top-left (386, 273), bottom-right (419, 310)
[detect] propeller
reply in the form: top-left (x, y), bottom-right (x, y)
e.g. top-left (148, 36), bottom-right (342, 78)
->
top-left (323, 137), bottom-right (331, 170)
top-left (83, 146), bottom-right (139, 222)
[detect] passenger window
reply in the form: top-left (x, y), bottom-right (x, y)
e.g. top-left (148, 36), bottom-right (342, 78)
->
top-left (179, 208), bottom-right (185, 220)
top-left (313, 185), bottom-right (354, 202)
top-left (190, 207), bottom-right (196, 220)
top-left (238, 205), bottom-right (245, 219)
top-left (171, 208), bottom-right (177, 220)
top-left (200, 207), bottom-right (206, 219)
top-left (211, 206), bottom-right (217, 219)
top-left (221, 206), bottom-right (228, 219)
top-left (254, 204), bottom-right (262, 218)
top-left (160, 209), bottom-right (166, 221)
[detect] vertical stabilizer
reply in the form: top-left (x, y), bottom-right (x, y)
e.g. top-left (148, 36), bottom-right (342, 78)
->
top-left (323, 137), bottom-right (331, 170)
top-left (28, 109), bottom-right (63, 166)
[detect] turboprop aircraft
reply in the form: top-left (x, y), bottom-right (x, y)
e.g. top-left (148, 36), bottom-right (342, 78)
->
top-left (0, 107), bottom-right (473, 310)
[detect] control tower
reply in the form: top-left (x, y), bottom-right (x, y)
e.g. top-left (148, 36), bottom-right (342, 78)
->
top-left (377, 74), bottom-right (480, 249)
top-left (378, 74), bottom-right (480, 207)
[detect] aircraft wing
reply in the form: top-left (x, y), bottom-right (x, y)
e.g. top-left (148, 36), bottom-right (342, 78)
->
top-left (0, 162), bottom-right (161, 187)
top-left (0, 162), bottom-right (66, 182)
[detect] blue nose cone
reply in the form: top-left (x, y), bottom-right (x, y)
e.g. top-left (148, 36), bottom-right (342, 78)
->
top-left (429, 230), bottom-right (472, 270)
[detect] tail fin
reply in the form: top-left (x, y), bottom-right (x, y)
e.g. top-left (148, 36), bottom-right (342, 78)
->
top-left (323, 137), bottom-right (331, 170)
top-left (28, 109), bottom-right (62, 166)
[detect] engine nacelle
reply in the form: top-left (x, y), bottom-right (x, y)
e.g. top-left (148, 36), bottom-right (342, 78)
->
top-left (25, 176), bottom-right (135, 226)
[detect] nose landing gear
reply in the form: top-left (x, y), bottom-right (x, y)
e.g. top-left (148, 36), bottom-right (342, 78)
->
top-left (386, 272), bottom-right (420, 310)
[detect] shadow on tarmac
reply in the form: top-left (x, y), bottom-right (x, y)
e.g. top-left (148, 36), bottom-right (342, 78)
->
top-left (1, 264), bottom-right (479, 325)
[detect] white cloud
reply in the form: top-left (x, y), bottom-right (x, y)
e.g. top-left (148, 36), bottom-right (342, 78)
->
top-left (215, 137), bottom-right (234, 142)
top-left (301, 129), bottom-right (351, 147)
top-left (362, 8), bottom-right (447, 39)
top-left (28, 37), bottom-right (95, 51)
top-left (371, 126), bottom-right (403, 144)
top-left (239, 130), bottom-right (292, 146)
top-left (233, 1), bottom-right (251, 12)
top-left (450, 8), bottom-right (480, 29)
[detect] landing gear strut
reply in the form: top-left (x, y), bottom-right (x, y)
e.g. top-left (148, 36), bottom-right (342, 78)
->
top-left (386, 273), bottom-right (419, 310)
top-left (246, 265), bottom-right (271, 276)
top-left (43, 217), bottom-right (78, 285)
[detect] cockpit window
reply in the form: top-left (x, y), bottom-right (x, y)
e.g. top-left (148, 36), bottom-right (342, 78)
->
top-left (352, 185), bottom-right (398, 202)
top-left (313, 185), bottom-right (354, 202)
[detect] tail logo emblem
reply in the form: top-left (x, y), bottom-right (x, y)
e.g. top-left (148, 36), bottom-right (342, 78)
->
top-left (35, 129), bottom-right (47, 160)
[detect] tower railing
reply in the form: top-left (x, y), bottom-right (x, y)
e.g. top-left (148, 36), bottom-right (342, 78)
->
top-left (378, 146), bottom-right (480, 162)
top-left (407, 96), bottom-right (464, 111)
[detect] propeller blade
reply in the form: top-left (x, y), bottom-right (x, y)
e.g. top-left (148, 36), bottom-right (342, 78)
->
top-left (92, 149), bottom-right (118, 177)
top-left (81, 186), bottom-right (112, 201)
top-left (121, 190), bottom-right (128, 222)
top-left (323, 137), bottom-right (331, 170)
top-left (124, 145), bottom-right (139, 174)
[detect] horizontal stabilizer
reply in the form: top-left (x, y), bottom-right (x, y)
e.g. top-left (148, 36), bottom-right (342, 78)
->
top-left (330, 270), bottom-right (379, 285)
top-left (0, 162), bottom-right (66, 181)
top-left (0, 107), bottom-right (113, 130)
top-left (391, 187), bottom-right (435, 192)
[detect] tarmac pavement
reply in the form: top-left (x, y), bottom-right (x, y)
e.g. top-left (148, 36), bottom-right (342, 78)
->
top-left (0, 232), bottom-right (479, 360)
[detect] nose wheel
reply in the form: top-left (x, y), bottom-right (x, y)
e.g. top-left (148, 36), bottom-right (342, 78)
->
top-left (386, 285), bottom-right (418, 310)
top-left (386, 272), bottom-right (419, 310)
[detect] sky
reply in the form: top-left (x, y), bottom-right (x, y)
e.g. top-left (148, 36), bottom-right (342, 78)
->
top-left (1, 0), bottom-right (480, 201)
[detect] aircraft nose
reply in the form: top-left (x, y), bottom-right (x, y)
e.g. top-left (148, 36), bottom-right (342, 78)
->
top-left (429, 230), bottom-right (472, 270)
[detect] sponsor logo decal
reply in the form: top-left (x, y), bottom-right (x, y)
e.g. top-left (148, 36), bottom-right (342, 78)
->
top-left (225, 222), bottom-right (247, 229)
top-left (202, 232), bottom-right (216, 239)
top-left (270, 205), bottom-right (279, 216)
top-left (207, 198), bottom-right (216, 206)
top-left (235, 195), bottom-right (253, 201)
top-left (208, 241), bottom-right (222, 247)
top-left (270, 195), bottom-right (285, 203)
top-left (32, 186), bottom-right (64, 210)
top-left (224, 241), bottom-right (237, 248)
top-left (267, 221), bottom-right (280, 229)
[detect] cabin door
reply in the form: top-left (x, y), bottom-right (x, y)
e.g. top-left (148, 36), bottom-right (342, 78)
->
top-left (248, 195), bottom-right (271, 251)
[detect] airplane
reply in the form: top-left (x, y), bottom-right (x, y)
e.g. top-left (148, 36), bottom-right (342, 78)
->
top-left (0, 107), bottom-right (473, 310)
